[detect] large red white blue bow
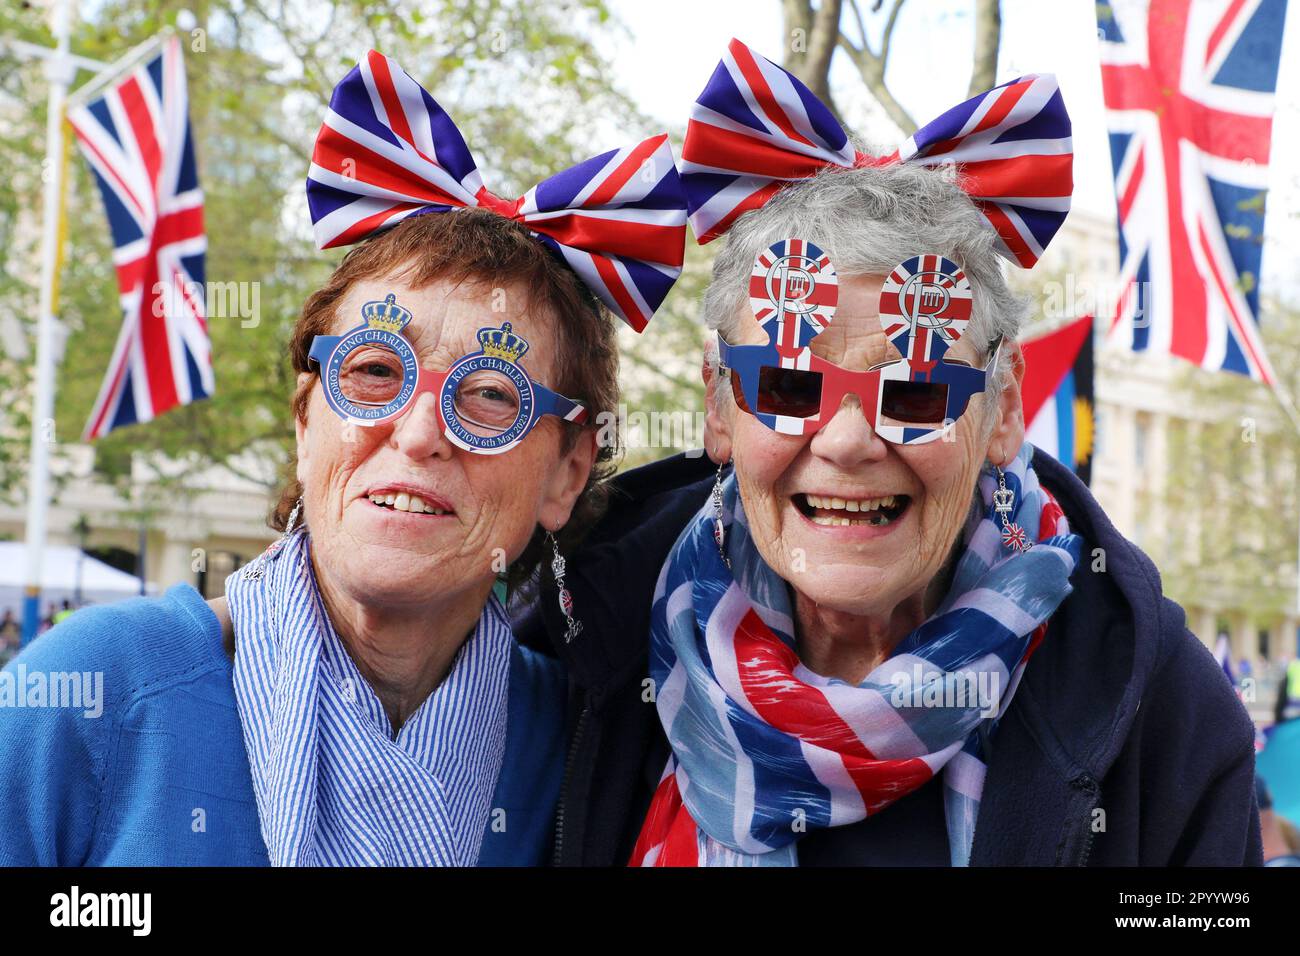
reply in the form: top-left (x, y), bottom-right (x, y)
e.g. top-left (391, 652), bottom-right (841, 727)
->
top-left (681, 38), bottom-right (1073, 268)
top-left (307, 50), bottom-right (688, 331)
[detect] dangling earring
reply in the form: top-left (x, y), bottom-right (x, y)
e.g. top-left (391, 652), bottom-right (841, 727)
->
top-left (547, 531), bottom-right (583, 644)
top-left (993, 467), bottom-right (1029, 553)
top-left (243, 497), bottom-right (303, 580)
top-left (712, 460), bottom-right (732, 570)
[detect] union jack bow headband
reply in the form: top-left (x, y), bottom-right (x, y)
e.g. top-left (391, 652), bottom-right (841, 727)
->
top-left (307, 50), bottom-right (689, 331)
top-left (681, 38), bottom-right (1073, 268)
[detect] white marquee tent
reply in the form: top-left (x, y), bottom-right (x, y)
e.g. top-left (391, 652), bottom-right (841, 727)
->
top-left (0, 542), bottom-right (157, 615)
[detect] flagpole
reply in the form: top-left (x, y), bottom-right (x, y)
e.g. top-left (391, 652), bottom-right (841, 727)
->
top-left (20, 0), bottom-right (76, 646)
top-left (65, 28), bottom-right (170, 110)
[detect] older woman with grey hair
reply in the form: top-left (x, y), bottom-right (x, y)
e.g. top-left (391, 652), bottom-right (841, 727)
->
top-left (529, 42), bottom-right (1262, 867)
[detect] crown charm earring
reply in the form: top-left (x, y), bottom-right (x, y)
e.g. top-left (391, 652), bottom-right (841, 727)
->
top-left (548, 531), bottom-right (583, 643)
top-left (243, 497), bottom-right (303, 580)
top-left (994, 467), bottom-right (1029, 553)
top-left (712, 460), bottom-right (731, 570)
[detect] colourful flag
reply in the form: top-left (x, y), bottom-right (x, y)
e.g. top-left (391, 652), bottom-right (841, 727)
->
top-left (1022, 315), bottom-right (1095, 484)
top-left (68, 36), bottom-right (211, 440)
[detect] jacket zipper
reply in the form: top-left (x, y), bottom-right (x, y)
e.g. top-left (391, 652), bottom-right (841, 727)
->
top-left (1073, 773), bottom-right (1100, 866)
top-left (552, 701), bottom-right (590, 866)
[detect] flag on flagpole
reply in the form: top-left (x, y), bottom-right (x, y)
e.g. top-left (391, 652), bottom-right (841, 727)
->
top-left (1213, 633), bottom-right (1235, 685)
top-left (1098, 0), bottom-right (1288, 385)
top-left (68, 34), bottom-right (211, 440)
top-left (1021, 314), bottom-right (1095, 484)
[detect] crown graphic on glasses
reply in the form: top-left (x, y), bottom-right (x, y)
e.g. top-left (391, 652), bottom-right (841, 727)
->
top-left (477, 322), bottom-right (530, 363)
top-left (361, 293), bottom-right (413, 334)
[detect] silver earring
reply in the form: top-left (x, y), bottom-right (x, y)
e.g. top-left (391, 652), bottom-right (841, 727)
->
top-left (548, 531), bottom-right (583, 644)
top-left (243, 497), bottom-right (303, 580)
top-left (993, 467), bottom-right (1029, 553)
top-left (713, 461), bottom-right (731, 570)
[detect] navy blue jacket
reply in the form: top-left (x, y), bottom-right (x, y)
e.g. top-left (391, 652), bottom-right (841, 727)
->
top-left (518, 449), bottom-right (1263, 866)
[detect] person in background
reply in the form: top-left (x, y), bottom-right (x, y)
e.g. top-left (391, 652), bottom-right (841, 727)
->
top-left (52, 600), bottom-right (74, 626)
top-left (1258, 774), bottom-right (1300, 866)
top-left (0, 608), bottom-right (17, 666)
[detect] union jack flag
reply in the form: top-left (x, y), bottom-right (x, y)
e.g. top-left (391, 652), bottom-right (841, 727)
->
top-left (307, 51), bottom-right (687, 332)
top-left (1099, 0), bottom-right (1288, 383)
top-left (68, 36), bottom-right (211, 441)
top-left (681, 38), bottom-right (1073, 267)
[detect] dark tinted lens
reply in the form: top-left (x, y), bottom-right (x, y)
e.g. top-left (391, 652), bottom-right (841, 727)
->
top-left (756, 366), bottom-right (823, 418)
top-left (727, 368), bottom-right (753, 414)
top-left (880, 380), bottom-right (949, 425)
top-left (338, 345), bottom-right (404, 407)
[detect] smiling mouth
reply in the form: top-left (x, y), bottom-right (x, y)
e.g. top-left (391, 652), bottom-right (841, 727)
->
top-left (793, 492), bottom-right (911, 527)
top-left (366, 491), bottom-right (453, 516)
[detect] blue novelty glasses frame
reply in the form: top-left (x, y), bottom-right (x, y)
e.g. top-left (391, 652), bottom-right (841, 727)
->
top-left (307, 296), bottom-right (587, 456)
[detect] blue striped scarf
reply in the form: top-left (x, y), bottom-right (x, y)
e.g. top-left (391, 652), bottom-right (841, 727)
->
top-left (226, 530), bottom-right (511, 866)
top-left (633, 443), bottom-right (1082, 866)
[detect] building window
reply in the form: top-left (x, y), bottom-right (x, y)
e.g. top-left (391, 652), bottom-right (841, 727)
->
top-left (1134, 416), bottom-right (1149, 472)
top-left (197, 551), bottom-right (245, 599)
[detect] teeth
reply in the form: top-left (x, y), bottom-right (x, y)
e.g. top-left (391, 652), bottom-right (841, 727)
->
top-left (369, 492), bottom-right (449, 515)
top-left (803, 493), bottom-right (902, 513)
top-left (810, 513), bottom-right (892, 527)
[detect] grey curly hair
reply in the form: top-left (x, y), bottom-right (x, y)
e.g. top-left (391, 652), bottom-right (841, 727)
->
top-left (701, 159), bottom-right (1028, 416)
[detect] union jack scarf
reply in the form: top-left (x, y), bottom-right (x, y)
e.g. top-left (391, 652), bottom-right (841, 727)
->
top-left (681, 38), bottom-right (1073, 267)
top-left (631, 444), bottom-right (1081, 866)
top-left (227, 530), bottom-right (511, 866)
top-left (307, 50), bottom-right (688, 332)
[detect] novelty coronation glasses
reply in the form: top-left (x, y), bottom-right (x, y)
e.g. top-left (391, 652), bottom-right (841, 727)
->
top-left (719, 240), bottom-right (1001, 445)
top-left (308, 293), bottom-right (588, 455)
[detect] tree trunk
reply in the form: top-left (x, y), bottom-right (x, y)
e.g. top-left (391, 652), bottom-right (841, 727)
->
top-left (969, 0), bottom-right (1002, 97)
top-left (782, 0), bottom-right (848, 126)
top-left (779, 0), bottom-right (1003, 139)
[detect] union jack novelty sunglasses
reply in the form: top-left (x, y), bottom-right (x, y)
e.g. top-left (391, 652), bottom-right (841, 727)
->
top-left (719, 242), bottom-right (999, 445)
top-left (308, 293), bottom-right (587, 456)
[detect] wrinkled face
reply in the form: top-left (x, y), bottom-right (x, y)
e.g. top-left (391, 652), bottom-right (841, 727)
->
top-left (296, 274), bottom-right (594, 613)
top-left (711, 273), bottom-right (1024, 619)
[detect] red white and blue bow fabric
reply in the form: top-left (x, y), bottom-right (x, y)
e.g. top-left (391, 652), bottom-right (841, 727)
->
top-left (631, 443), bottom-right (1080, 867)
top-left (307, 50), bottom-right (688, 331)
top-left (681, 38), bottom-right (1073, 267)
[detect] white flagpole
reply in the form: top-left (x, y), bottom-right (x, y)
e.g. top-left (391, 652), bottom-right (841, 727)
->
top-left (20, 0), bottom-right (76, 646)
